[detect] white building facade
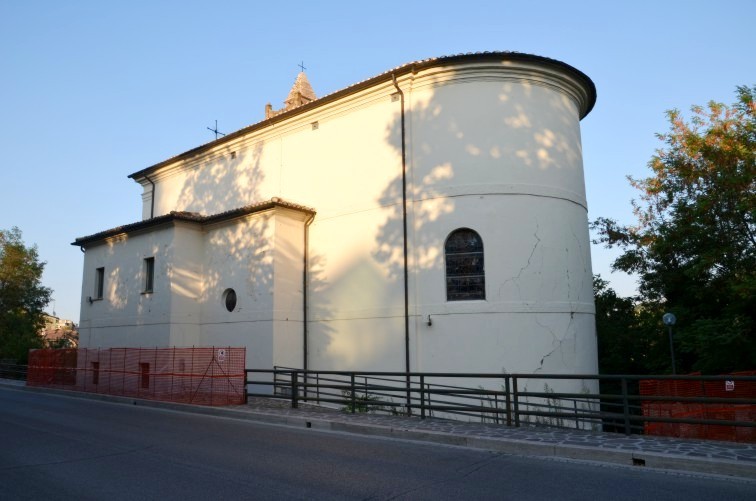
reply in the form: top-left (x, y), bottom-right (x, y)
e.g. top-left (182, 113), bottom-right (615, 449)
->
top-left (74, 52), bottom-right (599, 380)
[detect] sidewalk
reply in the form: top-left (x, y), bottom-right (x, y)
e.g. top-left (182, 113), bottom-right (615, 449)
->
top-left (4, 379), bottom-right (755, 481)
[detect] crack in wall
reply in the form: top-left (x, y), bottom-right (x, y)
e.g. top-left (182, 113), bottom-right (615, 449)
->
top-left (533, 312), bottom-right (576, 373)
top-left (499, 222), bottom-right (541, 300)
top-left (570, 226), bottom-right (588, 302)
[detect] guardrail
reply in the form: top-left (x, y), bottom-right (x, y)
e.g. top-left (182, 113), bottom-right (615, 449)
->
top-left (245, 369), bottom-right (756, 441)
top-left (0, 362), bottom-right (28, 381)
top-left (6, 361), bottom-right (754, 441)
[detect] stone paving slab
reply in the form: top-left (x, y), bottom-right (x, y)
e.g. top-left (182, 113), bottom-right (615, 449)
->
top-left (4, 380), bottom-right (755, 480)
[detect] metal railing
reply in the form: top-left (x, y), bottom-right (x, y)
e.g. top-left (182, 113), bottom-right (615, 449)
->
top-left (0, 362), bottom-right (28, 381)
top-left (245, 369), bottom-right (756, 440)
top-left (6, 362), bottom-right (754, 441)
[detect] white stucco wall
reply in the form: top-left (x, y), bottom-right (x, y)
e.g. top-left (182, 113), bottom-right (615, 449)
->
top-left (79, 209), bottom-right (307, 376)
top-left (78, 227), bottom-right (176, 348)
top-left (80, 56), bottom-right (598, 384)
top-left (168, 223), bottom-right (203, 347)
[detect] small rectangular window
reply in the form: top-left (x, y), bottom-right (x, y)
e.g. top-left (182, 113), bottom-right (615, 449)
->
top-left (92, 362), bottom-right (100, 385)
top-left (143, 257), bottom-right (154, 293)
top-left (94, 267), bottom-right (104, 299)
top-left (140, 363), bottom-right (150, 389)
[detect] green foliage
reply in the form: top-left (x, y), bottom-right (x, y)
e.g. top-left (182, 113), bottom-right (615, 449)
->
top-left (534, 384), bottom-right (565, 428)
top-left (594, 276), bottom-right (670, 374)
top-left (0, 227), bottom-right (52, 363)
top-left (341, 389), bottom-right (385, 413)
top-left (592, 86), bottom-right (756, 374)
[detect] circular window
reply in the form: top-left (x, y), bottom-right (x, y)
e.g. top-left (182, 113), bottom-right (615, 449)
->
top-left (223, 289), bottom-right (237, 312)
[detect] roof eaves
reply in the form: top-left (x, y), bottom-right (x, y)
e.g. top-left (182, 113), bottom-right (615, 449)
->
top-left (72, 198), bottom-right (315, 247)
top-left (128, 51), bottom-right (596, 181)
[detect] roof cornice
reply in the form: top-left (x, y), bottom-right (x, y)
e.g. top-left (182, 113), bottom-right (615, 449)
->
top-left (128, 51), bottom-right (596, 181)
top-left (72, 198), bottom-right (315, 247)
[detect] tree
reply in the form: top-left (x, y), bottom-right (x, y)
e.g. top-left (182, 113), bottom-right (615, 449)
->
top-left (593, 276), bottom-right (674, 375)
top-left (0, 227), bottom-right (52, 363)
top-left (593, 86), bottom-right (755, 374)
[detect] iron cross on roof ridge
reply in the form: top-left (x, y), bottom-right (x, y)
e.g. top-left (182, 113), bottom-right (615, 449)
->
top-left (207, 120), bottom-right (226, 140)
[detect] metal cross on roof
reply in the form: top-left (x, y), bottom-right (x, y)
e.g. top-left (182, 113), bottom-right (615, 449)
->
top-left (206, 120), bottom-right (226, 140)
top-left (298, 61), bottom-right (306, 72)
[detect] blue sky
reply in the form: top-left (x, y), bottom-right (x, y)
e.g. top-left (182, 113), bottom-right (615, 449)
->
top-left (1, 1), bottom-right (753, 323)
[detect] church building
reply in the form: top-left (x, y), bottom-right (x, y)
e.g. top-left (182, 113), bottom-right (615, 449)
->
top-left (73, 52), bottom-right (599, 382)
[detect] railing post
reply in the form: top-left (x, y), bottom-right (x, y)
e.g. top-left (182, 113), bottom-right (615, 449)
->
top-left (420, 375), bottom-right (426, 419)
top-left (700, 378), bottom-right (708, 429)
top-left (621, 377), bottom-right (631, 436)
top-left (426, 381), bottom-right (433, 418)
top-left (291, 371), bottom-right (299, 409)
top-left (513, 376), bottom-right (520, 427)
top-left (350, 373), bottom-right (356, 413)
top-left (406, 373), bottom-right (412, 417)
top-left (494, 394), bottom-right (500, 425)
top-left (243, 369), bottom-right (249, 404)
top-left (303, 370), bottom-right (308, 403)
top-left (574, 400), bottom-right (579, 429)
top-left (505, 376), bottom-right (512, 427)
top-left (363, 376), bottom-right (369, 410)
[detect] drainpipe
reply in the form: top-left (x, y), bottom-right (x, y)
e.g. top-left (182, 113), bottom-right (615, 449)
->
top-left (392, 73), bottom-right (411, 414)
top-left (303, 213), bottom-right (315, 380)
top-left (144, 174), bottom-right (156, 219)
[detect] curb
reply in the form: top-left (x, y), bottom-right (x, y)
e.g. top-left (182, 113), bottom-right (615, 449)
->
top-left (303, 417), bottom-right (756, 480)
top-left (4, 381), bottom-right (755, 481)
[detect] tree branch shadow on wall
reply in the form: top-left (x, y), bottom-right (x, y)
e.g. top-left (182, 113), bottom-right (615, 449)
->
top-left (167, 138), bottom-right (336, 371)
top-left (372, 75), bottom-right (592, 374)
top-left (90, 69), bottom-right (593, 376)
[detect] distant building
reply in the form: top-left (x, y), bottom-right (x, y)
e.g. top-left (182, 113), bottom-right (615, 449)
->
top-left (73, 52), bottom-right (598, 386)
top-left (40, 314), bottom-right (78, 348)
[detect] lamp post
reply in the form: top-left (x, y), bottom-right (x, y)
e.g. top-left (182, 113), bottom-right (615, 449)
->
top-left (662, 313), bottom-right (677, 375)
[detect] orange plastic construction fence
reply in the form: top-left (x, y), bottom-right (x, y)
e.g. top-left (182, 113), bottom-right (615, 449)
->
top-left (27, 347), bottom-right (246, 406)
top-left (640, 372), bottom-right (756, 443)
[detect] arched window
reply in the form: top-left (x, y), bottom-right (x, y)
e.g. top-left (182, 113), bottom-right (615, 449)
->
top-left (445, 228), bottom-right (485, 301)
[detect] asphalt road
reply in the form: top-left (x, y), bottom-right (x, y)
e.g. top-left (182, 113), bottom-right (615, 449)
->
top-left (1, 387), bottom-right (753, 500)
